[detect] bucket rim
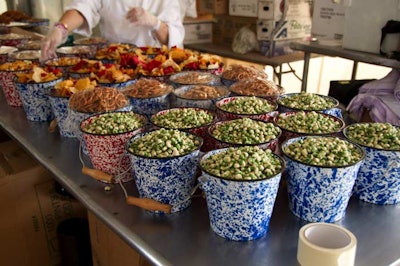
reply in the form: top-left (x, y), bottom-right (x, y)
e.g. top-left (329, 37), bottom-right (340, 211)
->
top-left (199, 146), bottom-right (286, 182)
top-left (208, 118), bottom-right (282, 146)
top-left (79, 110), bottom-right (148, 136)
top-left (274, 111), bottom-right (345, 136)
top-left (276, 92), bottom-right (339, 111)
top-left (343, 122), bottom-right (400, 152)
top-left (126, 129), bottom-right (203, 159)
top-left (215, 95), bottom-right (278, 116)
top-left (281, 135), bottom-right (366, 168)
top-left (150, 107), bottom-right (217, 130)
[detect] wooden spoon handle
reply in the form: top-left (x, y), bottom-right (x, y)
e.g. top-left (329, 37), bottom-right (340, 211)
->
top-left (48, 119), bottom-right (57, 132)
top-left (82, 166), bottom-right (114, 183)
top-left (126, 196), bottom-right (172, 214)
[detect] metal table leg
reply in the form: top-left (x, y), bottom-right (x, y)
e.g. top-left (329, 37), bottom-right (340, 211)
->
top-left (301, 52), bottom-right (311, 92)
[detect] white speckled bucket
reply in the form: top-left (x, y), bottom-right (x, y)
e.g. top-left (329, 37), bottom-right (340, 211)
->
top-left (126, 131), bottom-right (203, 213)
top-left (198, 148), bottom-right (284, 241)
top-left (282, 136), bottom-right (365, 222)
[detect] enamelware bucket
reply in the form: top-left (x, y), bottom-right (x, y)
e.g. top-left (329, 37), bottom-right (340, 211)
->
top-left (80, 111), bottom-right (147, 183)
top-left (47, 92), bottom-right (71, 137)
top-left (343, 123), bottom-right (400, 204)
top-left (282, 136), bottom-right (365, 222)
top-left (15, 77), bottom-right (62, 121)
top-left (0, 68), bottom-right (29, 107)
top-left (127, 130), bottom-right (203, 213)
top-left (199, 147), bottom-right (284, 241)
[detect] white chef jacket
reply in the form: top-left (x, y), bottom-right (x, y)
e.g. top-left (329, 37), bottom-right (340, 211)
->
top-left (65, 0), bottom-right (184, 48)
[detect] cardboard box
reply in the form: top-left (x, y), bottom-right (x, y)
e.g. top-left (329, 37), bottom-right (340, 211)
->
top-left (229, 0), bottom-right (258, 17)
top-left (257, 17), bottom-right (312, 41)
top-left (183, 18), bottom-right (213, 44)
top-left (0, 140), bottom-right (87, 266)
top-left (88, 211), bottom-right (151, 266)
top-left (311, 0), bottom-right (345, 41)
top-left (197, 0), bottom-right (228, 15)
top-left (342, 0), bottom-right (400, 54)
top-left (212, 14), bottom-right (258, 44)
top-left (258, 0), bottom-right (312, 20)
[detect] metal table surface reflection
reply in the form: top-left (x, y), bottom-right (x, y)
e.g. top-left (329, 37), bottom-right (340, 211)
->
top-left (1, 93), bottom-right (400, 266)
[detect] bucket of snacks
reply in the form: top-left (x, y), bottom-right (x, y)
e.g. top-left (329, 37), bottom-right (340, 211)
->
top-left (56, 45), bottom-right (96, 59)
top-left (0, 33), bottom-right (31, 47)
top-left (150, 107), bottom-right (216, 152)
top-left (16, 40), bottom-right (42, 51)
top-left (220, 64), bottom-right (269, 87)
top-left (8, 50), bottom-right (41, 62)
top-left (136, 52), bottom-right (180, 83)
top-left (93, 64), bottom-right (137, 89)
top-left (282, 136), bottom-right (365, 222)
top-left (95, 43), bottom-right (136, 64)
top-left (0, 46), bottom-right (17, 64)
top-left (122, 78), bottom-right (173, 118)
top-left (343, 122), bottom-right (400, 204)
top-left (0, 59), bottom-right (35, 106)
top-left (44, 56), bottom-right (82, 78)
top-left (81, 111), bottom-right (147, 183)
top-left (228, 78), bottom-right (284, 102)
top-left (215, 96), bottom-right (278, 122)
top-left (169, 71), bottom-right (221, 88)
top-left (126, 128), bottom-right (203, 213)
top-left (274, 111), bottom-right (345, 143)
top-left (73, 37), bottom-right (109, 51)
top-left (198, 146), bottom-right (284, 241)
top-left (277, 92), bottom-right (342, 119)
top-left (47, 77), bottom-right (97, 137)
top-left (178, 51), bottom-right (224, 75)
top-left (15, 66), bottom-right (63, 121)
top-left (208, 118), bottom-right (281, 152)
top-left (172, 84), bottom-right (230, 110)
top-left (65, 87), bottom-right (131, 154)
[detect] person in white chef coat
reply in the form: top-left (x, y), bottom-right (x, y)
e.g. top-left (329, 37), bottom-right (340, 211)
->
top-left (40, 0), bottom-right (184, 61)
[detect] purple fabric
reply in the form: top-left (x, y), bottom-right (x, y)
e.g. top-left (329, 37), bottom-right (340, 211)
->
top-left (347, 69), bottom-right (400, 126)
top-left (395, 77), bottom-right (400, 101)
top-left (358, 69), bottom-right (399, 95)
top-left (347, 94), bottom-right (400, 126)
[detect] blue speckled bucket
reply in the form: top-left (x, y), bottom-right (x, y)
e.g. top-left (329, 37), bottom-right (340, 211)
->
top-left (282, 136), bottom-right (365, 222)
top-left (198, 148), bottom-right (284, 241)
top-left (342, 125), bottom-right (400, 205)
top-left (126, 131), bottom-right (202, 213)
top-left (351, 146), bottom-right (400, 204)
top-left (127, 93), bottom-right (171, 119)
top-left (47, 93), bottom-right (72, 137)
top-left (15, 77), bottom-right (62, 121)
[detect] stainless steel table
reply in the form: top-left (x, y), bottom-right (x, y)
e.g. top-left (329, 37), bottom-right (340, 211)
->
top-left (1, 92), bottom-right (400, 266)
top-left (290, 41), bottom-right (400, 92)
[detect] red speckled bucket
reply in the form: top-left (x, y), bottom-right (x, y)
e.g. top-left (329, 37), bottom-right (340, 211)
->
top-left (80, 111), bottom-right (147, 183)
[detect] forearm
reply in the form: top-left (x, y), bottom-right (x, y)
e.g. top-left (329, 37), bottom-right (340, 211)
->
top-left (152, 21), bottom-right (169, 45)
top-left (58, 9), bottom-right (86, 33)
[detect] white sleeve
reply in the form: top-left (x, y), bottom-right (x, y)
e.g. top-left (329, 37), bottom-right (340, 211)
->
top-left (64, 0), bottom-right (102, 37)
top-left (157, 0), bottom-right (185, 48)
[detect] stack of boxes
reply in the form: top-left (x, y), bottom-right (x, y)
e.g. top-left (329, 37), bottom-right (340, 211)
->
top-left (184, 0), bottom-right (312, 57)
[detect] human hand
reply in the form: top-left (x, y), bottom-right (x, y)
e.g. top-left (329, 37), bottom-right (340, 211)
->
top-left (126, 7), bottom-right (159, 29)
top-left (40, 24), bottom-right (68, 62)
